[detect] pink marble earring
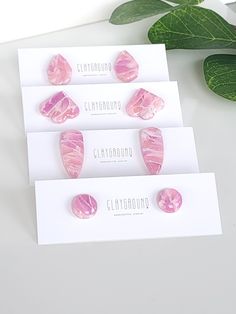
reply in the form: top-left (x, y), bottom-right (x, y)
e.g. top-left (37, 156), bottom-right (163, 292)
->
top-left (140, 127), bottom-right (164, 175)
top-left (157, 188), bottom-right (182, 213)
top-left (126, 88), bottom-right (165, 120)
top-left (47, 54), bottom-right (72, 85)
top-left (39, 91), bottom-right (80, 123)
top-left (71, 194), bottom-right (97, 219)
top-left (114, 50), bottom-right (139, 82)
top-left (60, 130), bottom-right (84, 178)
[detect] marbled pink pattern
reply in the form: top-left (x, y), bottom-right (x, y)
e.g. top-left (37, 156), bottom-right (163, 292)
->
top-left (40, 91), bottom-right (80, 123)
top-left (126, 88), bottom-right (165, 120)
top-left (71, 194), bottom-right (97, 219)
top-left (140, 127), bottom-right (164, 175)
top-left (157, 188), bottom-right (182, 213)
top-left (114, 50), bottom-right (139, 82)
top-left (60, 130), bottom-right (84, 178)
top-left (47, 54), bottom-right (72, 85)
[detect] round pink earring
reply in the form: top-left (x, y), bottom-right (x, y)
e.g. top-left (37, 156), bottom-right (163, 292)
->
top-left (47, 54), bottom-right (72, 85)
top-left (157, 188), bottom-right (182, 213)
top-left (71, 194), bottom-right (97, 219)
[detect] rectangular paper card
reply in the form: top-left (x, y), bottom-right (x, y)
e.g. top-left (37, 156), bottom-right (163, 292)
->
top-left (21, 82), bottom-right (183, 133)
top-left (18, 45), bottom-right (169, 86)
top-left (27, 127), bottom-right (199, 184)
top-left (35, 173), bottom-right (222, 245)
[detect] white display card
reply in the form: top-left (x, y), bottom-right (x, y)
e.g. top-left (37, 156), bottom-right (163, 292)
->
top-left (27, 127), bottom-right (199, 184)
top-left (21, 82), bottom-right (183, 133)
top-left (35, 173), bottom-right (222, 245)
top-left (18, 45), bottom-right (169, 86)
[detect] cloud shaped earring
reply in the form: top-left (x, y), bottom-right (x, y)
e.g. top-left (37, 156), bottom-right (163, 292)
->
top-left (47, 54), bottom-right (72, 85)
top-left (126, 88), bottom-right (164, 120)
top-left (39, 91), bottom-right (80, 123)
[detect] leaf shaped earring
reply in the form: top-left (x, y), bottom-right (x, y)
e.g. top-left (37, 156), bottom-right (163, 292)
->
top-left (114, 50), bottom-right (139, 82)
top-left (39, 91), bottom-right (80, 123)
top-left (126, 88), bottom-right (165, 120)
top-left (47, 54), bottom-right (72, 85)
top-left (140, 127), bottom-right (164, 175)
top-left (60, 130), bottom-right (84, 178)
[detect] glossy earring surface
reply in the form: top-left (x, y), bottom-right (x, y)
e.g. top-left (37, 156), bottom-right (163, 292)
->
top-left (47, 54), bottom-right (72, 85)
top-left (140, 127), bottom-right (164, 175)
top-left (157, 188), bottom-right (182, 213)
top-left (60, 130), bottom-right (84, 178)
top-left (126, 88), bottom-right (165, 120)
top-left (71, 194), bottom-right (97, 219)
top-left (114, 50), bottom-right (139, 82)
top-left (39, 91), bottom-right (79, 123)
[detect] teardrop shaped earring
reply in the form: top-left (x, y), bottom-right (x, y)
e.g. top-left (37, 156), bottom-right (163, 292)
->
top-left (114, 50), bottom-right (139, 82)
top-left (47, 54), bottom-right (72, 85)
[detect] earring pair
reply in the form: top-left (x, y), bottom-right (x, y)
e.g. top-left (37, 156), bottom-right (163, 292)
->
top-left (47, 50), bottom-right (139, 85)
top-left (60, 127), bottom-right (164, 179)
top-left (71, 188), bottom-right (182, 219)
top-left (39, 88), bottom-right (165, 124)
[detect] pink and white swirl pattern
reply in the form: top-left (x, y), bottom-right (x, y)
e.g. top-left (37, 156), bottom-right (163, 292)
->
top-left (60, 130), bottom-right (84, 178)
top-left (114, 50), bottom-right (139, 82)
top-left (71, 194), bottom-right (97, 219)
top-left (157, 188), bottom-right (182, 213)
top-left (39, 91), bottom-right (80, 123)
top-left (47, 54), bottom-right (72, 85)
top-left (126, 88), bottom-right (165, 120)
top-left (140, 127), bottom-right (164, 175)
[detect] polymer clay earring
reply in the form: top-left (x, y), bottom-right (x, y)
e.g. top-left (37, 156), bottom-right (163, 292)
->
top-left (47, 54), bottom-right (72, 85)
top-left (71, 194), bottom-right (97, 218)
top-left (157, 188), bottom-right (182, 213)
top-left (140, 127), bottom-right (164, 175)
top-left (60, 130), bottom-right (84, 178)
top-left (39, 91), bottom-right (80, 123)
top-left (126, 88), bottom-right (164, 120)
top-left (114, 50), bottom-right (139, 82)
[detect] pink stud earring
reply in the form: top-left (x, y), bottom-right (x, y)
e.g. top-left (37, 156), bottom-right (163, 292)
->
top-left (140, 127), bottom-right (164, 175)
top-left (39, 91), bottom-right (80, 123)
top-left (157, 188), bottom-right (182, 213)
top-left (60, 130), bottom-right (84, 178)
top-left (114, 50), bottom-right (139, 82)
top-left (47, 54), bottom-right (72, 85)
top-left (71, 194), bottom-right (97, 219)
top-left (126, 88), bottom-right (165, 120)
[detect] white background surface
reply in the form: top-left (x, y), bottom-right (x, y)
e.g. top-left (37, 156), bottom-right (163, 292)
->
top-left (0, 1), bottom-right (236, 313)
top-left (0, 0), bottom-right (235, 42)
